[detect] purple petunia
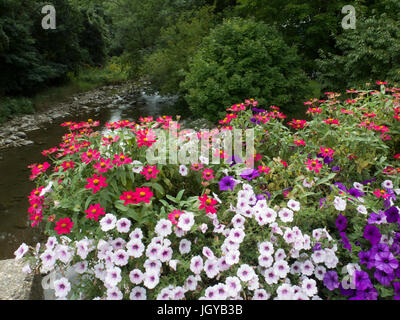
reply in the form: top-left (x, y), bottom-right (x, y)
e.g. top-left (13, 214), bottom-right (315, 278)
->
top-left (256, 194), bottom-right (266, 201)
top-left (319, 198), bottom-right (328, 209)
top-left (240, 169), bottom-right (260, 181)
top-left (219, 176), bottom-right (237, 191)
top-left (384, 206), bottom-right (399, 224)
top-left (359, 251), bottom-right (375, 269)
top-left (336, 214), bottom-right (347, 231)
top-left (339, 283), bottom-right (355, 297)
top-left (347, 188), bottom-right (365, 198)
top-left (354, 270), bottom-right (373, 291)
top-left (334, 182), bottom-right (347, 193)
top-left (374, 269), bottom-right (395, 286)
top-left (375, 251), bottom-right (399, 274)
top-left (228, 155), bottom-right (242, 167)
top-left (368, 211), bottom-right (386, 225)
top-left (363, 225), bottom-right (381, 245)
top-left (340, 232), bottom-right (352, 252)
top-left (361, 179), bottom-right (377, 185)
top-left (383, 189), bottom-right (396, 209)
top-left (323, 271), bottom-right (339, 291)
top-left (313, 242), bottom-right (322, 251)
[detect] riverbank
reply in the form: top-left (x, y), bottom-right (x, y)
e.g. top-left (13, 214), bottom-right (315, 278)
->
top-left (0, 81), bottom-right (141, 151)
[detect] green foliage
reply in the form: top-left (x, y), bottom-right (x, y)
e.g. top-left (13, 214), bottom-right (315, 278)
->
top-left (317, 13), bottom-right (400, 91)
top-left (181, 17), bottom-right (312, 121)
top-left (235, 0), bottom-right (349, 75)
top-left (0, 0), bottom-right (108, 96)
top-left (141, 6), bottom-right (217, 95)
top-left (0, 97), bottom-right (34, 123)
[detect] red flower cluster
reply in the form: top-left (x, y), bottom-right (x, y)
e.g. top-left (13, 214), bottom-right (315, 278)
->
top-left (29, 162), bottom-right (51, 180)
top-left (288, 119), bottom-right (307, 130)
top-left (120, 187), bottom-right (154, 205)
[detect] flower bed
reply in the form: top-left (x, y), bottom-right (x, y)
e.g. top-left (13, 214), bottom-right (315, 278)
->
top-left (15, 83), bottom-right (400, 300)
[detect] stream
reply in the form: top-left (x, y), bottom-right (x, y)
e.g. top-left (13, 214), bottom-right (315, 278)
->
top-left (0, 89), bottom-right (184, 260)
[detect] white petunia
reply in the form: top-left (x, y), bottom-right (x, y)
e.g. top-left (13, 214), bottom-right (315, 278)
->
top-left (204, 259), bottom-right (219, 279)
top-left (273, 260), bottom-right (290, 278)
top-left (154, 219), bottom-right (172, 237)
top-left (14, 243), bottom-right (29, 260)
top-left (143, 271), bottom-right (160, 289)
top-left (129, 286), bottom-right (147, 300)
top-left (116, 218), bottom-right (131, 233)
top-left (287, 199), bottom-right (300, 212)
top-left (179, 165), bottom-right (188, 176)
top-left (131, 161), bottom-right (144, 173)
top-left (126, 239), bottom-right (145, 258)
top-left (237, 264), bottom-right (255, 282)
top-left (179, 239), bottom-right (192, 255)
top-left (100, 214), bottom-right (117, 232)
top-left (54, 278), bottom-right (71, 298)
top-left (333, 196), bottom-right (346, 211)
top-left (177, 212), bottom-right (195, 232)
top-left (302, 278), bottom-right (317, 297)
top-left (129, 269), bottom-right (144, 285)
top-left (190, 255), bottom-right (203, 275)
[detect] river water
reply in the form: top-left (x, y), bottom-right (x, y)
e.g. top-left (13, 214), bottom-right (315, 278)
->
top-left (0, 92), bottom-right (184, 259)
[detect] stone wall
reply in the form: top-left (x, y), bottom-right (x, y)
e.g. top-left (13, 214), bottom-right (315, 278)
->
top-left (0, 259), bottom-right (43, 300)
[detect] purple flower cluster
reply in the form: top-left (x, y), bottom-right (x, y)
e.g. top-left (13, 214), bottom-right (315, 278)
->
top-left (335, 214), bottom-right (351, 252)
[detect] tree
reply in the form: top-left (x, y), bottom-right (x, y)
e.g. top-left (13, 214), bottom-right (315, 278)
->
top-left (317, 13), bottom-right (400, 91)
top-left (141, 6), bottom-right (217, 95)
top-left (182, 17), bottom-right (312, 121)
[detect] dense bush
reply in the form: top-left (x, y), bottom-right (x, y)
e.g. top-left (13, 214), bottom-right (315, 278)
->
top-left (317, 13), bottom-right (400, 91)
top-left (15, 83), bottom-right (400, 300)
top-left (0, 97), bottom-right (35, 123)
top-left (181, 18), bottom-right (312, 121)
top-left (0, 0), bottom-right (108, 96)
top-left (141, 6), bottom-right (217, 95)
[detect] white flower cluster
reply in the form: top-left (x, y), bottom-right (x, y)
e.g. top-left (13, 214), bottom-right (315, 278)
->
top-left (16, 184), bottom-right (341, 300)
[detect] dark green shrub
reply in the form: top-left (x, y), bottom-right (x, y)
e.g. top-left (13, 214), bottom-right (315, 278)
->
top-left (181, 17), bottom-right (312, 121)
top-left (0, 97), bottom-right (35, 123)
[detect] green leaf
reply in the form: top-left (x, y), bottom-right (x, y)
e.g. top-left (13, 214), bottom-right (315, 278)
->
top-left (166, 195), bottom-right (178, 203)
top-left (115, 201), bottom-right (129, 212)
top-left (143, 182), bottom-right (164, 196)
top-left (316, 173), bottom-right (337, 186)
top-left (176, 189), bottom-right (185, 201)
